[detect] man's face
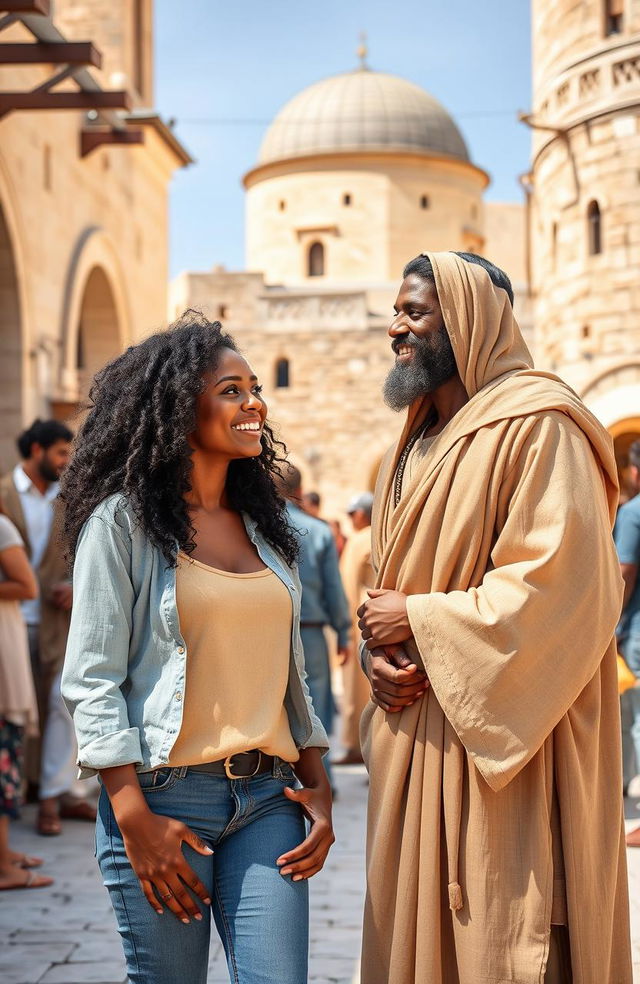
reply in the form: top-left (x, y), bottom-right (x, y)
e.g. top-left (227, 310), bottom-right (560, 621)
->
top-left (349, 508), bottom-right (370, 532)
top-left (34, 440), bottom-right (71, 482)
top-left (383, 274), bottom-right (458, 411)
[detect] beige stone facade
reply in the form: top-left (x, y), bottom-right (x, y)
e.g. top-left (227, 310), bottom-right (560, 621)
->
top-left (0, 0), bottom-right (189, 471)
top-left (528, 0), bottom-right (640, 490)
top-left (172, 65), bottom-right (531, 518)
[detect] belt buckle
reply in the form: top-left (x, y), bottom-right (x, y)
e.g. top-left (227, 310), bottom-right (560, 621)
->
top-left (224, 751), bottom-right (261, 780)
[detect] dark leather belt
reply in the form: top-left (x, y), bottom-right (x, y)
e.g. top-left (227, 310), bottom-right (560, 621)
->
top-left (189, 750), bottom-right (274, 779)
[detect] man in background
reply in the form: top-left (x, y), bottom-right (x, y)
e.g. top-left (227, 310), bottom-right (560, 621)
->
top-left (278, 465), bottom-right (351, 788)
top-left (615, 439), bottom-right (640, 845)
top-left (302, 490), bottom-right (322, 519)
top-left (0, 418), bottom-right (95, 835)
top-left (334, 492), bottom-right (375, 766)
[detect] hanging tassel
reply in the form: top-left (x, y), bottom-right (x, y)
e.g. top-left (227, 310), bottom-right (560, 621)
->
top-left (448, 881), bottom-right (463, 912)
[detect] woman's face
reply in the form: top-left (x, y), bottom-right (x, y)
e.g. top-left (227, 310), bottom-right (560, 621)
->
top-left (191, 347), bottom-right (267, 460)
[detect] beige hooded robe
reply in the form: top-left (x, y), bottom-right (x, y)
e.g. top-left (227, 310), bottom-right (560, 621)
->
top-left (360, 252), bottom-right (631, 984)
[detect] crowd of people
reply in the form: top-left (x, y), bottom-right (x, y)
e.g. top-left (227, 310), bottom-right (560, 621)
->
top-left (0, 418), bottom-right (100, 890)
top-left (0, 248), bottom-right (636, 984)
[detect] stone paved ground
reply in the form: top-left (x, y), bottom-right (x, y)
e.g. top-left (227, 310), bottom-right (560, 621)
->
top-left (1, 767), bottom-right (639, 983)
top-left (0, 764), bottom-right (366, 984)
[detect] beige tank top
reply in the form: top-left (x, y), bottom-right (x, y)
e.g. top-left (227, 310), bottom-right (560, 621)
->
top-left (168, 553), bottom-right (299, 766)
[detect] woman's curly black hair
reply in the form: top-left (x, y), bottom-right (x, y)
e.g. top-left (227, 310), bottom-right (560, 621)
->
top-left (61, 311), bottom-right (299, 567)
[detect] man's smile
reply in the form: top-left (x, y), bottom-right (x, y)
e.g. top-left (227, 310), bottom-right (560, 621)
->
top-left (392, 339), bottom-right (416, 361)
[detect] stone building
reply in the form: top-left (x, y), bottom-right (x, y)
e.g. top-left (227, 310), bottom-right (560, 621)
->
top-left (170, 57), bottom-right (531, 516)
top-left (527, 0), bottom-right (640, 491)
top-left (0, 0), bottom-right (190, 471)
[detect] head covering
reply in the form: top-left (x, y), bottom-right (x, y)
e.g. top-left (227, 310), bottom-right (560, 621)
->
top-left (347, 491), bottom-right (374, 515)
top-left (425, 251), bottom-right (532, 399)
top-left (393, 251), bottom-right (618, 516)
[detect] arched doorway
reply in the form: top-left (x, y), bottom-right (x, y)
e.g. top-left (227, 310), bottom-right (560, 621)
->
top-left (610, 418), bottom-right (640, 505)
top-left (0, 202), bottom-right (22, 471)
top-left (75, 266), bottom-right (122, 403)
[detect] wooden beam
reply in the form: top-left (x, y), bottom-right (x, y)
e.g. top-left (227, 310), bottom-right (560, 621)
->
top-left (0, 89), bottom-right (132, 118)
top-left (80, 127), bottom-right (144, 158)
top-left (0, 42), bottom-right (102, 67)
top-left (0, 0), bottom-right (50, 13)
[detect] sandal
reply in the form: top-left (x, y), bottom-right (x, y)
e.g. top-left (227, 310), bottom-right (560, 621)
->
top-left (9, 851), bottom-right (43, 869)
top-left (37, 808), bottom-right (62, 836)
top-left (59, 799), bottom-right (96, 822)
top-left (0, 868), bottom-right (54, 891)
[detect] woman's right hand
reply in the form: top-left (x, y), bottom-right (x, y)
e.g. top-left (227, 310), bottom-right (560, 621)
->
top-left (118, 808), bottom-right (213, 923)
top-left (99, 765), bottom-right (213, 924)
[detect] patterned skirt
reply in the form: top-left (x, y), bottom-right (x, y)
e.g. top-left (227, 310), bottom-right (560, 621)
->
top-left (0, 717), bottom-right (24, 819)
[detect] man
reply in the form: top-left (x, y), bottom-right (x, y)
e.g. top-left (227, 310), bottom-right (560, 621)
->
top-left (278, 466), bottom-right (350, 786)
top-left (614, 439), bottom-right (640, 842)
top-left (334, 492), bottom-right (375, 766)
top-left (356, 252), bottom-right (630, 983)
top-left (0, 418), bottom-right (95, 835)
top-left (302, 490), bottom-right (322, 519)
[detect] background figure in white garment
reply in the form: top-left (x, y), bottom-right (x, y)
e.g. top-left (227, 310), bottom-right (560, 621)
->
top-left (0, 419), bottom-right (96, 835)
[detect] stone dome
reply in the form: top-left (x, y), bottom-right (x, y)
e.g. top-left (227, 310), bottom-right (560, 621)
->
top-left (257, 68), bottom-right (470, 166)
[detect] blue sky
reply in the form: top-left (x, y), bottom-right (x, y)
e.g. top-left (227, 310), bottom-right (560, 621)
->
top-left (155, 1), bottom-right (532, 278)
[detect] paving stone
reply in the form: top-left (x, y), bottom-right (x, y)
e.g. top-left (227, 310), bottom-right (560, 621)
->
top-left (39, 962), bottom-right (127, 984)
top-left (68, 940), bottom-right (126, 963)
top-left (1, 945), bottom-right (81, 984)
top-left (3, 770), bottom-right (640, 983)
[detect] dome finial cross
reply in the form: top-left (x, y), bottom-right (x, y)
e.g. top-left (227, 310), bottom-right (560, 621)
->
top-left (357, 31), bottom-right (369, 70)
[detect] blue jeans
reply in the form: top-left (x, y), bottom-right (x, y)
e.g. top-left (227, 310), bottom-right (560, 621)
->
top-left (96, 762), bottom-right (309, 984)
top-left (620, 635), bottom-right (640, 788)
top-left (300, 626), bottom-right (334, 785)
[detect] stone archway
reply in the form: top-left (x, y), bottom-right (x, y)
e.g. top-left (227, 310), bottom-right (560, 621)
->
top-left (56, 229), bottom-right (131, 418)
top-left (582, 374), bottom-right (640, 503)
top-left (0, 201), bottom-right (22, 471)
top-left (610, 417), bottom-right (640, 504)
top-left (75, 266), bottom-right (122, 401)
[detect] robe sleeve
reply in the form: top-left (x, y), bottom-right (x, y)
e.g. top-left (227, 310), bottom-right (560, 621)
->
top-left (406, 412), bottom-right (624, 792)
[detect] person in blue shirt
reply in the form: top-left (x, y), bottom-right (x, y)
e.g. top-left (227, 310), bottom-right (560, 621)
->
top-left (614, 439), bottom-right (640, 843)
top-left (277, 465), bottom-right (351, 788)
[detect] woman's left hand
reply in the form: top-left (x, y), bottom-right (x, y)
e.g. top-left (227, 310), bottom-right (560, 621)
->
top-left (276, 747), bottom-right (334, 881)
top-left (276, 782), bottom-right (334, 881)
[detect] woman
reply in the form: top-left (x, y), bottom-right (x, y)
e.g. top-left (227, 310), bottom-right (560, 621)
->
top-left (60, 312), bottom-right (334, 984)
top-left (0, 508), bottom-right (52, 890)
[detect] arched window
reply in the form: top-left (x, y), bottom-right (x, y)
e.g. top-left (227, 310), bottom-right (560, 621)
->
top-left (420, 195), bottom-right (430, 210)
top-left (308, 241), bottom-right (324, 277)
top-left (43, 145), bottom-right (52, 191)
top-left (343, 193), bottom-right (352, 206)
top-left (551, 221), bottom-right (558, 266)
top-left (605, 0), bottom-right (623, 35)
top-left (587, 200), bottom-right (602, 255)
top-left (279, 200), bottom-right (286, 211)
top-left (275, 358), bottom-right (290, 388)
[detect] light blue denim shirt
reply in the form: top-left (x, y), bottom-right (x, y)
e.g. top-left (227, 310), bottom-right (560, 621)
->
top-left (61, 494), bottom-right (328, 778)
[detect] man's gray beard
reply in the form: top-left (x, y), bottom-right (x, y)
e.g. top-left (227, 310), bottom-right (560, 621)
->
top-left (383, 326), bottom-right (458, 411)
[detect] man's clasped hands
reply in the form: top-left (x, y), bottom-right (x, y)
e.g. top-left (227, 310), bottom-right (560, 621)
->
top-left (357, 588), bottom-right (430, 713)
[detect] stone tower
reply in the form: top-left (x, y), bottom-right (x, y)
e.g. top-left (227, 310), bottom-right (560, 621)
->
top-left (528, 0), bottom-right (640, 480)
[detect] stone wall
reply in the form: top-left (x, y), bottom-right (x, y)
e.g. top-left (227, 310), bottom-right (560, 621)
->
top-left (530, 0), bottom-right (640, 407)
top-left (244, 151), bottom-right (488, 290)
top-left (0, 8), bottom-right (184, 470)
